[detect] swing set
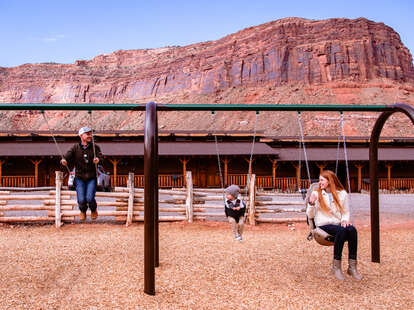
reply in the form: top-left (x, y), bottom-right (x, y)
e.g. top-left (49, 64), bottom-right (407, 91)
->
top-left (0, 102), bottom-right (413, 296)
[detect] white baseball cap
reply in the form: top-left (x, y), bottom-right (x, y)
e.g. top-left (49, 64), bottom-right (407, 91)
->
top-left (78, 126), bottom-right (92, 136)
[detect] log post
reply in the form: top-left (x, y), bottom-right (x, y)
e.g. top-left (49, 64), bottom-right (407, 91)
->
top-left (385, 163), bottom-right (393, 191)
top-left (354, 163), bottom-right (364, 192)
top-left (179, 157), bottom-right (190, 185)
top-left (268, 158), bottom-right (278, 189)
top-left (185, 171), bottom-right (193, 223)
top-left (248, 174), bottom-right (256, 226)
top-left (292, 162), bottom-right (301, 190)
top-left (31, 159), bottom-right (42, 187)
top-left (0, 159), bottom-right (5, 186)
top-left (55, 171), bottom-right (63, 228)
top-left (244, 156), bottom-right (255, 188)
top-left (223, 158), bottom-right (231, 186)
top-left (126, 172), bottom-right (134, 226)
top-left (109, 159), bottom-right (119, 187)
top-left (315, 162), bottom-right (327, 173)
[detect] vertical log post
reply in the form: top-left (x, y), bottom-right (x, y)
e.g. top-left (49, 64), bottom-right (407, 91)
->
top-left (185, 171), bottom-right (193, 223)
top-left (223, 158), bottom-right (230, 186)
top-left (126, 172), bottom-right (134, 226)
top-left (268, 158), bottom-right (278, 189)
top-left (385, 163), bottom-right (393, 191)
top-left (109, 159), bottom-right (119, 187)
top-left (315, 162), bottom-right (327, 174)
top-left (248, 174), bottom-right (256, 226)
top-left (31, 159), bottom-right (42, 187)
top-left (0, 159), bottom-right (5, 186)
top-left (355, 163), bottom-right (364, 192)
top-left (55, 171), bottom-right (63, 228)
top-left (179, 157), bottom-right (190, 185)
top-left (292, 162), bottom-right (301, 190)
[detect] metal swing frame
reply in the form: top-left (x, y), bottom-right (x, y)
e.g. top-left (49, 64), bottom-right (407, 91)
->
top-left (0, 102), bottom-right (413, 295)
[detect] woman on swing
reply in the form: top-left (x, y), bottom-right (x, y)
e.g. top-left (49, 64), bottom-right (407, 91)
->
top-left (307, 170), bottom-right (362, 280)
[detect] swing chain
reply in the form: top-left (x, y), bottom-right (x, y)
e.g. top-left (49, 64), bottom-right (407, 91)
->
top-left (297, 112), bottom-right (311, 191)
top-left (246, 111), bottom-right (259, 192)
top-left (41, 111), bottom-right (71, 174)
top-left (211, 111), bottom-right (226, 203)
top-left (88, 111), bottom-right (99, 177)
top-left (335, 112), bottom-right (343, 175)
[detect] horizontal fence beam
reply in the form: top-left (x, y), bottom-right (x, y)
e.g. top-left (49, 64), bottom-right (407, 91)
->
top-left (0, 103), bottom-right (392, 112)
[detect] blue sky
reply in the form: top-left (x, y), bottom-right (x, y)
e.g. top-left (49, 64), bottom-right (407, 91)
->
top-left (1, 0), bottom-right (413, 67)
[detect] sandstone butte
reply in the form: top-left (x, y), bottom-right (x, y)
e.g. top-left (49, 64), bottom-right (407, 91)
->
top-left (1, 17), bottom-right (414, 137)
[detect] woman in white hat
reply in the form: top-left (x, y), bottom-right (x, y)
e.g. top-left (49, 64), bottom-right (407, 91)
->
top-left (60, 127), bottom-right (103, 221)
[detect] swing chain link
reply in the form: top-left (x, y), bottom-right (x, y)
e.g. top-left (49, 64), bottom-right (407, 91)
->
top-left (246, 111), bottom-right (259, 193)
top-left (88, 111), bottom-right (99, 177)
top-left (211, 111), bottom-right (226, 203)
top-left (297, 112), bottom-right (311, 191)
top-left (41, 111), bottom-right (71, 174)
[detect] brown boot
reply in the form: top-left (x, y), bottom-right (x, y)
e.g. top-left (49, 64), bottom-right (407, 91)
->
top-left (347, 259), bottom-right (362, 280)
top-left (91, 210), bottom-right (98, 220)
top-left (79, 212), bottom-right (86, 221)
top-left (332, 259), bottom-right (344, 280)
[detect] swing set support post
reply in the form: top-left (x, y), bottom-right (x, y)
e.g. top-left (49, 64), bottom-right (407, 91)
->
top-left (369, 103), bottom-right (414, 263)
top-left (144, 102), bottom-right (158, 295)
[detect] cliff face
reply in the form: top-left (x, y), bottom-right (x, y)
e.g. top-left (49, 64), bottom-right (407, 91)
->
top-left (0, 17), bottom-right (414, 136)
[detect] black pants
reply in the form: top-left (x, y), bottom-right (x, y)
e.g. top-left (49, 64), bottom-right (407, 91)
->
top-left (319, 224), bottom-right (358, 260)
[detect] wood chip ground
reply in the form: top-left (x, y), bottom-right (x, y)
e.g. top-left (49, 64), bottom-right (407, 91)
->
top-left (0, 220), bottom-right (413, 309)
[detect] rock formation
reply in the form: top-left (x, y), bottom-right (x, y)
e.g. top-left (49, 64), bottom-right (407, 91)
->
top-left (0, 17), bottom-right (414, 136)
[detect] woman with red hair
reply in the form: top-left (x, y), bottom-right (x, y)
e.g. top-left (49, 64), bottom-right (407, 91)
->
top-left (307, 170), bottom-right (362, 280)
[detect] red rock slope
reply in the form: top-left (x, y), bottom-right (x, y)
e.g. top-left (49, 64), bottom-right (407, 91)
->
top-left (0, 17), bottom-right (414, 136)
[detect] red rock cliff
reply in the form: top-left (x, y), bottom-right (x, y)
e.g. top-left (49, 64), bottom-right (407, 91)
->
top-left (0, 17), bottom-right (414, 136)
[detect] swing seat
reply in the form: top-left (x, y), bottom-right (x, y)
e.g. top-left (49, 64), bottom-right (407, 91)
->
top-left (305, 182), bottom-right (334, 247)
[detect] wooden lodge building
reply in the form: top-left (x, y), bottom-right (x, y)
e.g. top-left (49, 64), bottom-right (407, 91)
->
top-left (0, 130), bottom-right (413, 192)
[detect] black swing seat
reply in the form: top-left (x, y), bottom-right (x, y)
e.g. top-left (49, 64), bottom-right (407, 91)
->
top-left (304, 182), bottom-right (334, 246)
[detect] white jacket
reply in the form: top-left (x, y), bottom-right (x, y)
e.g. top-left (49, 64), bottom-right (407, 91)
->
top-left (306, 189), bottom-right (350, 227)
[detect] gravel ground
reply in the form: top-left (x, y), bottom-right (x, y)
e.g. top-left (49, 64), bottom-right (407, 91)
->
top-left (0, 193), bottom-right (413, 309)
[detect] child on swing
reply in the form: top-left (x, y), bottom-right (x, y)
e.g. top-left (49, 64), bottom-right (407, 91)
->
top-left (224, 185), bottom-right (246, 242)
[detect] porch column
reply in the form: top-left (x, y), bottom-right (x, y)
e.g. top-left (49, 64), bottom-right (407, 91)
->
top-left (223, 158), bottom-right (230, 186)
top-left (354, 163), bottom-right (364, 192)
top-left (268, 158), bottom-right (278, 189)
top-left (0, 159), bottom-right (5, 186)
top-left (292, 162), bottom-right (301, 189)
top-left (315, 162), bottom-right (327, 173)
top-left (385, 163), bottom-right (393, 191)
top-left (31, 159), bottom-right (42, 187)
top-left (109, 159), bottom-right (119, 187)
top-left (244, 156), bottom-right (256, 186)
top-left (179, 157), bottom-right (190, 184)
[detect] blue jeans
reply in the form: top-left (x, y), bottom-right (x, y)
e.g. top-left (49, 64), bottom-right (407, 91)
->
top-left (319, 224), bottom-right (358, 260)
top-left (75, 177), bottom-right (97, 213)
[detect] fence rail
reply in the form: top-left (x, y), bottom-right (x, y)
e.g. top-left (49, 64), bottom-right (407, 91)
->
top-left (0, 176), bottom-right (35, 188)
top-left (361, 178), bottom-right (414, 191)
top-left (2, 174), bottom-right (414, 192)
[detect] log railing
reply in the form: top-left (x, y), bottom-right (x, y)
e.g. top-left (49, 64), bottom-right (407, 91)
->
top-left (2, 174), bottom-right (414, 192)
top-left (111, 174), bottom-right (184, 188)
top-left (0, 176), bottom-right (35, 187)
top-left (361, 178), bottom-right (414, 191)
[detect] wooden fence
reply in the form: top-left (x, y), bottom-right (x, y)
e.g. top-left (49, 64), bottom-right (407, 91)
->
top-left (3, 174), bottom-right (414, 192)
top-left (0, 171), bottom-right (307, 226)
